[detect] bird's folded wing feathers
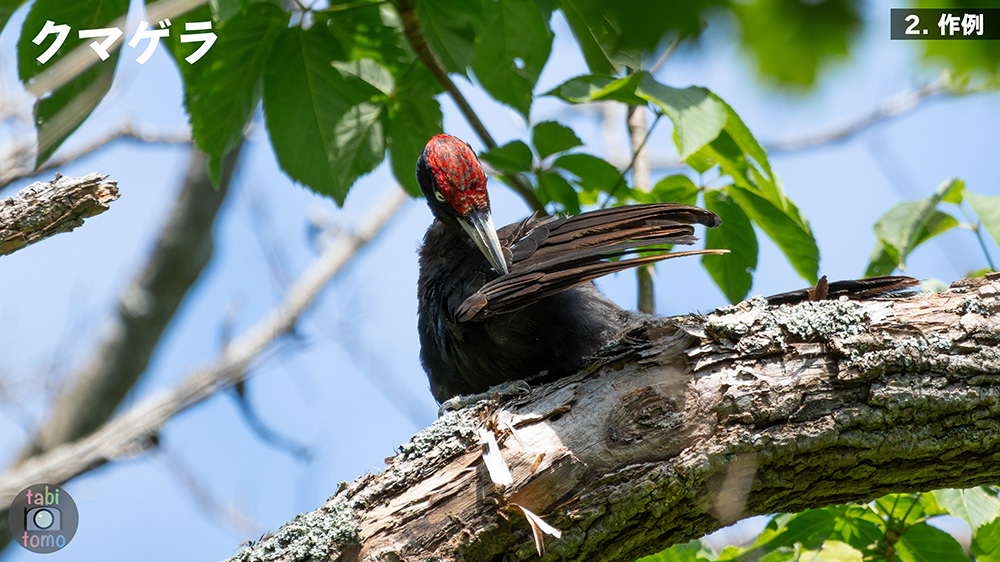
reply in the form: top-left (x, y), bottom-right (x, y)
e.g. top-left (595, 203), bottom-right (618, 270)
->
top-left (455, 204), bottom-right (724, 322)
top-left (765, 275), bottom-right (921, 305)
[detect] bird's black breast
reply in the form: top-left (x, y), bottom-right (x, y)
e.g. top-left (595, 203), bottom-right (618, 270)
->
top-left (417, 220), bottom-right (631, 403)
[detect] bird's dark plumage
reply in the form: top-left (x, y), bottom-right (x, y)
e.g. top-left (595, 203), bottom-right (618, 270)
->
top-left (765, 275), bottom-right (920, 305)
top-left (416, 134), bottom-right (724, 403)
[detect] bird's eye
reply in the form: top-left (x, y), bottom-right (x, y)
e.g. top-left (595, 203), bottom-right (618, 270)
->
top-left (435, 191), bottom-right (446, 202)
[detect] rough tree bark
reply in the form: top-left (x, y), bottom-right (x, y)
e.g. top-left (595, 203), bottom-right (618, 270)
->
top-left (0, 172), bottom-right (119, 255)
top-left (230, 274), bottom-right (1000, 562)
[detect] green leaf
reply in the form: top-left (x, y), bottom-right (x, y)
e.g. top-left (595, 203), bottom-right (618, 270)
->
top-left (758, 548), bottom-right (797, 562)
top-left (333, 59), bottom-right (396, 95)
top-left (654, 83), bottom-right (814, 281)
top-left (718, 99), bottom-right (777, 200)
top-left (635, 74), bottom-right (727, 160)
top-left (678, 89), bottom-right (817, 282)
top-left (538, 171), bottom-right (580, 215)
top-left (325, 1), bottom-right (406, 68)
top-left (875, 494), bottom-right (930, 525)
top-left (415, 0), bottom-right (481, 75)
top-left (877, 208), bottom-right (959, 265)
top-left (896, 522), bottom-right (970, 562)
top-left (869, 179), bottom-right (962, 272)
top-left (918, 0), bottom-right (1000, 78)
top-left (480, 140), bottom-right (533, 175)
top-left (333, 99), bottom-right (387, 195)
top-left (543, 73), bottom-right (640, 104)
top-left (555, 0), bottom-right (713, 73)
top-left (532, 121), bottom-right (582, 159)
top-left (639, 539), bottom-right (717, 562)
top-left (685, 127), bottom-right (736, 175)
top-left (325, 4), bottom-right (443, 197)
top-left (965, 192), bottom-right (1000, 251)
top-left (210, 0), bottom-right (245, 23)
top-left (166, 3), bottom-right (288, 184)
top-left (971, 517), bottom-right (1000, 562)
top-left (262, 26), bottom-right (386, 204)
top-left (801, 540), bottom-right (862, 562)
top-left (686, 96), bottom-right (780, 206)
top-left (18, 0), bottom-right (129, 165)
top-left (386, 65), bottom-right (443, 197)
top-left (556, 0), bottom-right (617, 74)
top-left (754, 509), bottom-right (837, 550)
top-left (544, 73), bottom-right (611, 102)
top-left (831, 506), bottom-right (884, 553)
top-left (932, 488), bottom-right (1000, 532)
top-left (553, 152), bottom-right (623, 203)
top-left (918, 492), bottom-right (948, 518)
top-left (651, 175), bottom-right (699, 206)
top-left (17, 0), bottom-right (121, 82)
top-left (703, 189), bottom-right (755, 303)
top-left (0, 0), bottom-right (27, 35)
top-left (941, 179), bottom-right (966, 204)
top-left (33, 67), bottom-right (118, 167)
top-left (733, 0), bottom-right (860, 86)
top-left (470, 0), bottom-right (552, 119)
top-left (923, 41), bottom-right (1000, 78)
top-left (866, 240), bottom-right (900, 277)
top-left (727, 185), bottom-right (819, 284)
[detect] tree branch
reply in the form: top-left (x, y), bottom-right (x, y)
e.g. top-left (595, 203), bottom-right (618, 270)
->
top-left (0, 121), bottom-right (191, 189)
top-left (228, 274), bottom-right (1000, 562)
top-left (603, 77), bottom-right (997, 172)
top-left (16, 146), bottom-right (237, 462)
top-left (0, 187), bottom-right (409, 513)
top-left (0, 172), bottom-right (119, 256)
top-left (626, 92), bottom-right (655, 314)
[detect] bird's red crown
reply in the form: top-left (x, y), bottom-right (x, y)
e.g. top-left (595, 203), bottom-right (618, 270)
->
top-left (423, 134), bottom-right (489, 216)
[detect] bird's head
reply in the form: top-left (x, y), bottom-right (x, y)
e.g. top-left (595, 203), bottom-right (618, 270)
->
top-left (417, 134), bottom-right (509, 275)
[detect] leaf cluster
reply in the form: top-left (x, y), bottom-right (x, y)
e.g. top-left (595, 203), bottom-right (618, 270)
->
top-left (867, 179), bottom-right (999, 277)
top-left (543, 70), bottom-right (818, 301)
top-left (7, 0), bottom-right (997, 299)
top-left (647, 487), bottom-right (1000, 562)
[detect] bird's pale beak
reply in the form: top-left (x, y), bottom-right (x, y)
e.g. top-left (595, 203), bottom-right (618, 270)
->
top-left (459, 208), bottom-right (509, 275)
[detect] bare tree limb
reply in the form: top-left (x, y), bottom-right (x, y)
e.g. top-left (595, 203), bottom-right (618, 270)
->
top-left (0, 186), bottom-right (409, 512)
top-left (154, 444), bottom-right (264, 537)
top-left (0, 172), bottom-right (119, 256)
top-left (229, 274), bottom-right (1000, 562)
top-left (598, 77), bottom-right (999, 171)
top-left (16, 146), bottom-right (238, 462)
top-left (0, 147), bottom-right (233, 554)
top-left (0, 121), bottom-right (191, 189)
top-left (626, 91), bottom-right (655, 314)
top-left (648, 37), bottom-right (681, 75)
top-left (765, 80), bottom-right (946, 153)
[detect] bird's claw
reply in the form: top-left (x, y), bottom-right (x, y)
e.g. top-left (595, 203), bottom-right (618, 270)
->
top-left (437, 379), bottom-right (532, 416)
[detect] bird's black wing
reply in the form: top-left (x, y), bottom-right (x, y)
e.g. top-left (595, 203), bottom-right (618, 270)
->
top-left (455, 203), bottom-right (724, 322)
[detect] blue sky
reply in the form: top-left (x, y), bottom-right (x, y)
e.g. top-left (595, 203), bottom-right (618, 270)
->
top-left (0, 1), bottom-right (997, 560)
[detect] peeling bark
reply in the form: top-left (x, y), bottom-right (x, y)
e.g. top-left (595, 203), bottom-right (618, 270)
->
top-left (231, 274), bottom-right (1000, 562)
top-left (0, 172), bottom-right (119, 256)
